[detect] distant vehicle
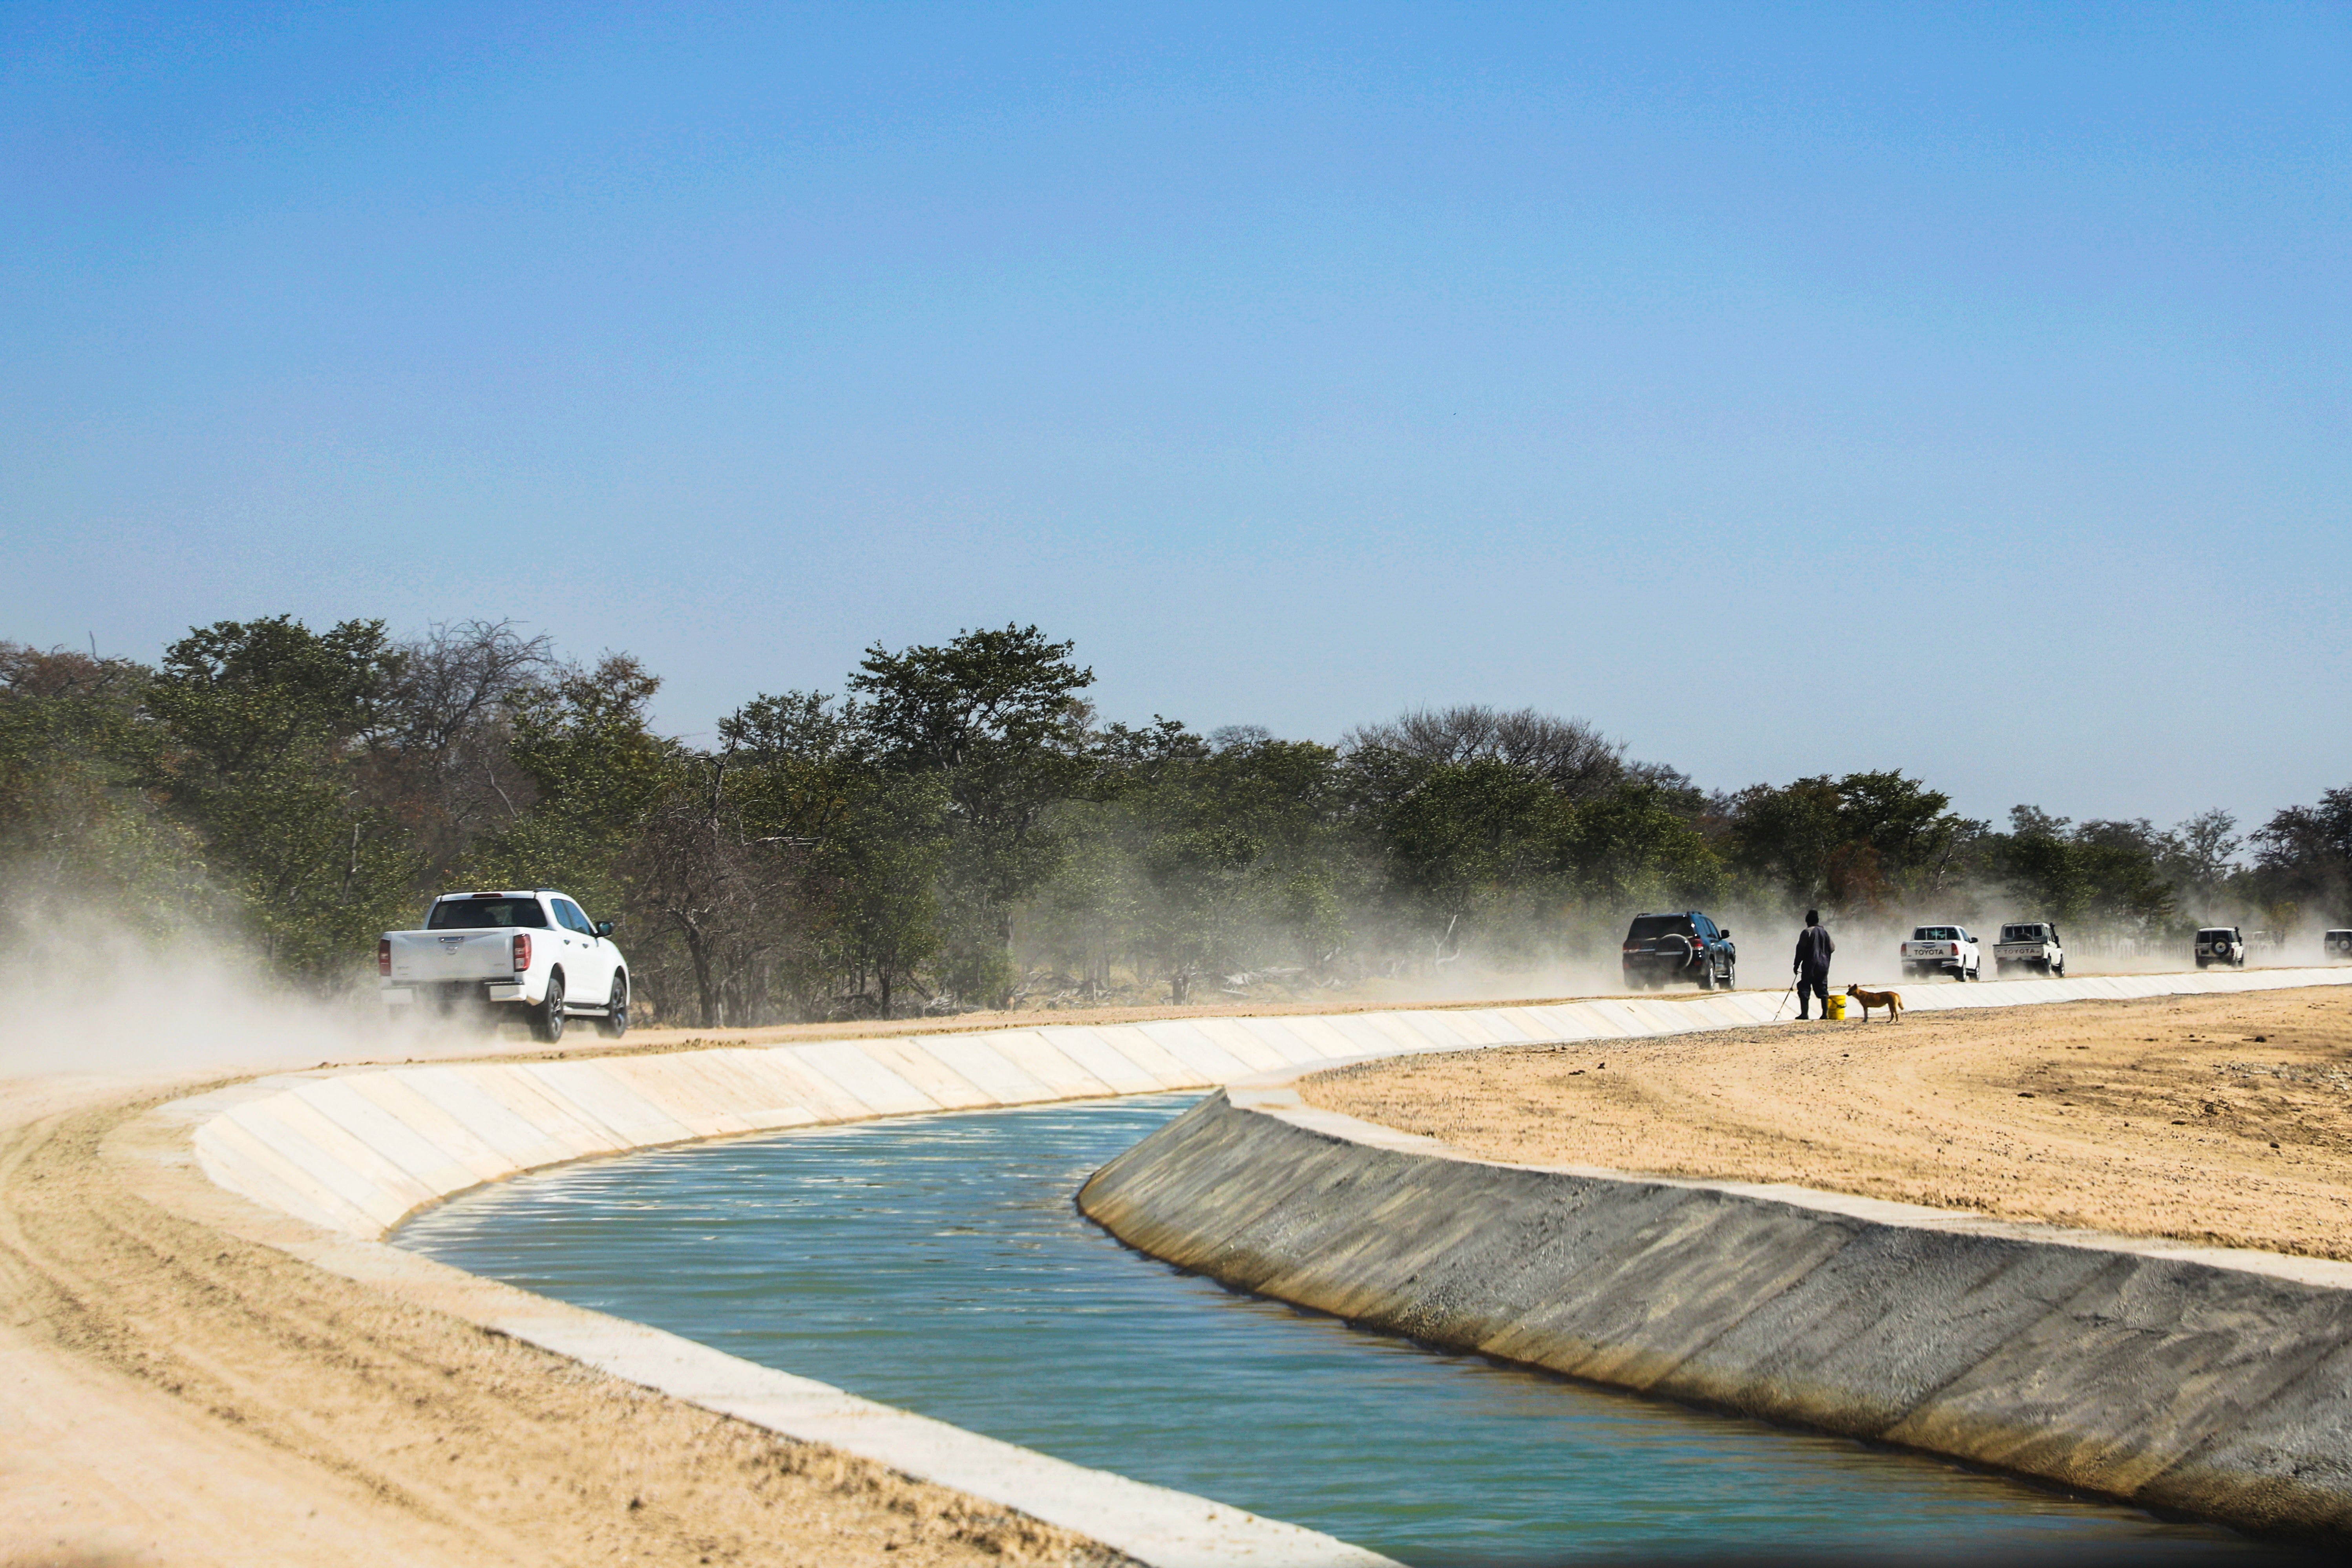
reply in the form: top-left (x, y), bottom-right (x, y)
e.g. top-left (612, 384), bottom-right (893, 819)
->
top-left (2195, 927), bottom-right (2247, 969)
top-left (1901, 925), bottom-right (1981, 981)
top-left (2327, 930), bottom-right (2352, 961)
top-left (1994, 922), bottom-right (2065, 978)
top-left (380, 889), bottom-right (629, 1042)
top-left (1621, 911), bottom-right (1737, 991)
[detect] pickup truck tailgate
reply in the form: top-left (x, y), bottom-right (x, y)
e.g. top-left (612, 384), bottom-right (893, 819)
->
top-left (385, 930), bottom-right (517, 983)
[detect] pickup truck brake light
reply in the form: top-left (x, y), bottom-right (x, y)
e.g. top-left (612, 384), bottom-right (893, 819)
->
top-left (513, 932), bottom-right (531, 972)
top-left (377, 938), bottom-right (390, 977)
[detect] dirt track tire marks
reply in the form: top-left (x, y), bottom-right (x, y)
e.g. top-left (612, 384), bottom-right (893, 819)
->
top-left (1305, 988), bottom-right (2352, 1262)
top-left (0, 1086), bottom-right (1117, 1568)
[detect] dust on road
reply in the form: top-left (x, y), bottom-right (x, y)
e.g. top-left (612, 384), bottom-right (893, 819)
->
top-left (1302, 986), bottom-right (2352, 1261)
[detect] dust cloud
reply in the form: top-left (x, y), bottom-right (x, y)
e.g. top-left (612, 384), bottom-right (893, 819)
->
top-left (0, 895), bottom-right (483, 1082)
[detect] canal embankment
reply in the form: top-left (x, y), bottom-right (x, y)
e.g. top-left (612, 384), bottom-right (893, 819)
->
top-left (99, 965), bottom-right (2352, 1563)
top-left (1077, 1065), bottom-right (2352, 1542)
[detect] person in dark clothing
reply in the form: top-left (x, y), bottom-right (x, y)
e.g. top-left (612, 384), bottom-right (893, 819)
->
top-left (1793, 909), bottom-right (1835, 1019)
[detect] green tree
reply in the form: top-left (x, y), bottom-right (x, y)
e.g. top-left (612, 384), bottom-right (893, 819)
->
top-left (1727, 771), bottom-right (1976, 912)
top-left (1994, 807), bottom-right (2176, 933)
top-left (0, 643), bottom-right (208, 942)
top-left (818, 773), bottom-right (950, 1016)
top-left (1725, 776), bottom-right (1845, 904)
top-left (1559, 782), bottom-right (1725, 908)
top-left (142, 617), bottom-right (419, 980)
top-left (466, 654), bottom-right (680, 921)
top-left (362, 619), bottom-right (552, 888)
top-left (2252, 788), bottom-right (2352, 927)
top-left (847, 625), bottom-right (1097, 1003)
top-left (720, 689), bottom-right (948, 1018)
top-left (1380, 758), bottom-right (1569, 965)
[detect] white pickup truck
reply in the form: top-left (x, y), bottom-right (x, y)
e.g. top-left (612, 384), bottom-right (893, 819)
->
top-left (379, 890), bottom-right (629, 1042)
top-left (1993, 921), bottom-right (2065, 978)
top-left (1901, 925), bottom-right (1981, 981)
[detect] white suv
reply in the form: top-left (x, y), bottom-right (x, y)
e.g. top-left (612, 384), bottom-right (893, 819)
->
top-left (2195, 927), bottom-right (2246, 969)
top-left (1901, 925), bottom-right (1981, 981)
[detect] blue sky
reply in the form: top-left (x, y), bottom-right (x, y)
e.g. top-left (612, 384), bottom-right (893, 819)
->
top-left (5, 2), bottom-right (2347, 833)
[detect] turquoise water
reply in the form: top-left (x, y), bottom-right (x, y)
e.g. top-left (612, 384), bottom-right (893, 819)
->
top-left (396, 1095), bottom-right (2244, 1565)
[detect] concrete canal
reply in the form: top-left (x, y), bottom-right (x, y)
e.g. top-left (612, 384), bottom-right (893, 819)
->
top-left (395, 1094), bottom-right (2242, 1564)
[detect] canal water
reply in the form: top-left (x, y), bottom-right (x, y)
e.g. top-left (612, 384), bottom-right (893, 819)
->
top-left (396, 1095), bottom-right (2241, 1565)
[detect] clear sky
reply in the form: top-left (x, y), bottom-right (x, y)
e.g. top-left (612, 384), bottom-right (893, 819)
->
top-left (5, 2), bottom-right (2347, 833)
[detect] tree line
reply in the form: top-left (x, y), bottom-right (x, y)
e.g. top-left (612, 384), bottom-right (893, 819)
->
top-left (4, 616), bottom-right (2346, 1025)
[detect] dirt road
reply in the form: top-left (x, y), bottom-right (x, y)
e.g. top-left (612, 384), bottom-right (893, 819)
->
top-left (1302, 985), bottom-right (2352, 1261)
top-left (0, 1063), bottom-right (1120, 1568)
top-left (11, 985), bottom-right (1512, 1568)
top-left (14, 983), bottom-right (2345, 1564)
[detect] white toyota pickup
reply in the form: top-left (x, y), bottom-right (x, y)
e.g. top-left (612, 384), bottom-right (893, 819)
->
top-left (1993, 921), bottom-right (2065, 978)
top-left (1901, 924), bottom-right (1980, 981)
top-left (379, 889), bottom-right (629, 1042)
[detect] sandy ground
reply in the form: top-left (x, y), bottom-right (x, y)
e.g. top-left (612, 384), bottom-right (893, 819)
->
top-left (1302, 985), bottom-right (2352, 1261)
top-left (11, 980), bottom-right (2345, 1565)
top-left (0, 1045), bottom-right (1129, 1568)
top-left (4, 989), bottom-right (1475, 1568)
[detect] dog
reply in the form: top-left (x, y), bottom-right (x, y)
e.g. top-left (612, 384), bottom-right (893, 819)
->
top-left (1845, 983), bottom-right (1902, 1022)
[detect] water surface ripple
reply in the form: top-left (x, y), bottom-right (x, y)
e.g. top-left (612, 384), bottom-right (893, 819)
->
top-left (397, 1094), bottom-right (2241, 1565)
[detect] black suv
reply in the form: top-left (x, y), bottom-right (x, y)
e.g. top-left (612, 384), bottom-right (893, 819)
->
top-left (1621, 911), bottom-right (1737, 991)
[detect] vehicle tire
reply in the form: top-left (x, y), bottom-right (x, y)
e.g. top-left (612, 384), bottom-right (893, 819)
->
top-left (1722, 959), bottom-right (1736, 991)
top-left (2053, 960), bottom-right (2064, 977)
top-left (596, 974), bottom-right (629, 1039)
top-left (1697, 960), bottom-right (1715, 991)
top-left (534, 972), bottom-right (566, 1043)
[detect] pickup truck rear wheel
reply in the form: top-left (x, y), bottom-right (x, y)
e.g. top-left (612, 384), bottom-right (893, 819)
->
top-left (534, 973), bottom-right (567, 1043)
top-left (597, 976), bottom-right (629, 1039)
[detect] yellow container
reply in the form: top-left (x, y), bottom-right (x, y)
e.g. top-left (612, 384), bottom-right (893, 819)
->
top-left (1823, 993), bottom-right (1850, 1020)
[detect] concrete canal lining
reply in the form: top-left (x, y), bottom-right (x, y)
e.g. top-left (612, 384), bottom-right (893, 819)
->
top-left (108, 967), bottom-right (2352, 1563)
top-left (1077, 1071), bottom-right (2352, 1542)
